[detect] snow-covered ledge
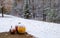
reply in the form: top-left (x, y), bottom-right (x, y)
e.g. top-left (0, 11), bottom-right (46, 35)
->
top-left (0, 14), bottom-right (60, 38)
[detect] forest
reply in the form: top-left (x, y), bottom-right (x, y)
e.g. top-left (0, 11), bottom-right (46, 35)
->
top-left (0, 0), bottom-right (60, 23)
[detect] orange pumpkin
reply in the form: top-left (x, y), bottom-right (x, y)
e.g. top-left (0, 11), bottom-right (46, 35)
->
top-left (17, 26), bottom-right (26, 33)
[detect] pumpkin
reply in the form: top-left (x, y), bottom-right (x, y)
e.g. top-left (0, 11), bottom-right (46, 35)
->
top-left (17, 26), bottom-right (26, 33)
top-left (10, 28), bottom-right (16, 34)
top-left (15, 26), bottom-right (18, 31)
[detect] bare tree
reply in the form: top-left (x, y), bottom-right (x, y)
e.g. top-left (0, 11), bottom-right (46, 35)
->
top-left (1, 0), bottom-right (4, 17)
top-left (42, 0), bottom-right (46, 21)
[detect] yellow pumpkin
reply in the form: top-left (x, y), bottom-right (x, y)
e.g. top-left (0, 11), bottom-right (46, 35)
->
top-left (17, 26), bottom-right (26, 33)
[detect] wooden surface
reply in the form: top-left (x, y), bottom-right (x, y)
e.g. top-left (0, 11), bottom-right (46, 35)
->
top-left (0, 32), bottom-right (35, 38)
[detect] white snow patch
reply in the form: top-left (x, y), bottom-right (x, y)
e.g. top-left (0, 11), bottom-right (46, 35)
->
top-left (0, 14), bottom-right (60, 38)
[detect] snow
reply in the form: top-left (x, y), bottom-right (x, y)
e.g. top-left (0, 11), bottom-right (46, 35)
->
top-left (0, 14), bottom-right (60, 38)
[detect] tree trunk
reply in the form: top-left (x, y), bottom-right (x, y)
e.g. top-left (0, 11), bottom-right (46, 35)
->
top-left (1, 7), bottom-right (4, 17)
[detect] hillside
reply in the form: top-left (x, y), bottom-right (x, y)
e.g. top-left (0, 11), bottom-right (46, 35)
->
top-left (0, 14), bottom-right (60, 38)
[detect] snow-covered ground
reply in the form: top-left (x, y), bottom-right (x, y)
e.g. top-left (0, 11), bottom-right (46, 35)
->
top-left (0, 14), bottom-right (60, 38)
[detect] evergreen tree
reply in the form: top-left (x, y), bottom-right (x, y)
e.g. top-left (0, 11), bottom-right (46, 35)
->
top-left (46, 8), bottom-right (57, 22)
top-left (24, 0), bottom-right (31, 19)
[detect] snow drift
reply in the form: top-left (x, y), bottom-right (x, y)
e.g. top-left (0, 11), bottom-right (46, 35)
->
top-left (0, 14), bottom-right (60, 38)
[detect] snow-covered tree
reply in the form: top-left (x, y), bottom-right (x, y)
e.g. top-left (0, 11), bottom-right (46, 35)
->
top-left (46, 8), bottom-right (57, 22)
top-left (24, 0), bottom-right (31, 19)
